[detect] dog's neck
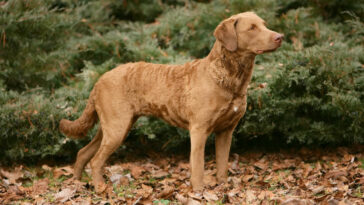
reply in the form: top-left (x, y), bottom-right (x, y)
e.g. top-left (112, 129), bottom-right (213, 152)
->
top-left (206, 41), bottom-right (256, 97)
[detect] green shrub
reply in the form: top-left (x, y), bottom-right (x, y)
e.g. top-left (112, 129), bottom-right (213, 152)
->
top-left (278, 0), bottom-right (364, 21)
top-left (0, 0), bottom-right (85, 91)
top-left (0, 0), bottom-right (363, 164)
top-left (238, 43), bottom-right (364, 145)
top-left (0, 87), bottom-right (73, 163)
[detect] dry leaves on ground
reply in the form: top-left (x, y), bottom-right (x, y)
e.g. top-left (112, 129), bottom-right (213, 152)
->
top-left (0, 146), bottom-right (363, 204)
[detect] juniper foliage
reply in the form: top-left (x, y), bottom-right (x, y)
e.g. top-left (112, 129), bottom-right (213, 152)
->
top-left (0, 0), bottom-right (363, 163)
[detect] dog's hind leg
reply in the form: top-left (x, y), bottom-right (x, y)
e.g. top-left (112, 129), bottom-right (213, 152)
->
top-left (90, 112), bottom-right (135, 193)
top-left (73, 127), bottom-right (103, 180)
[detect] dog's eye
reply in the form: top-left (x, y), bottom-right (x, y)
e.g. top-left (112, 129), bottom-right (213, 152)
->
top-left (249, 24), bottom-right (256, 31)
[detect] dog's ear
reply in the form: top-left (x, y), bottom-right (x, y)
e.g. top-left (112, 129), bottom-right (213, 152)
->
top-left (214, 18), bottom-right (238, 52)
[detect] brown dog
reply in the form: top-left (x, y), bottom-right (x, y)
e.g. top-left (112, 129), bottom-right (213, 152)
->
top-left (59, 12), bottom-right (283, 193)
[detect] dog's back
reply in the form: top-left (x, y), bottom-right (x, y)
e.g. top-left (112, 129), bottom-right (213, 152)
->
top-left (93, 60), bottom-right (206, 129)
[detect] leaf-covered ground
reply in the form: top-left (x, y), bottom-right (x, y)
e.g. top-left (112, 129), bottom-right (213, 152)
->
top-left (1, 147), bottom-right (363, 204)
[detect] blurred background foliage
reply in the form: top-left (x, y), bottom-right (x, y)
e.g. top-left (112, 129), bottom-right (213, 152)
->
top-left (0, 0), bottom-right (363, 164)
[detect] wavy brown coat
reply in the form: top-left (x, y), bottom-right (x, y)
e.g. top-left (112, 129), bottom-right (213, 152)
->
top-left (59, 12), bottom-right (283, 193)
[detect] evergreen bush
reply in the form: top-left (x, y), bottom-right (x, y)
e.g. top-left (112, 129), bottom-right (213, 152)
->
top-left (0, 0), bottom-right (363, 164)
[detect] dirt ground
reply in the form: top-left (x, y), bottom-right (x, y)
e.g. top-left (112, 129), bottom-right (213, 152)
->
top-left (1, 146), bottom-right (363, 204)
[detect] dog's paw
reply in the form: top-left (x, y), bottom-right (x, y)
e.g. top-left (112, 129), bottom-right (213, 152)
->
top-left (216, 176), bottom-right (228, 184)
top-left (191, 184), bottom-right (204, 193)
top-left (94, 183), bottom-right (107, 194)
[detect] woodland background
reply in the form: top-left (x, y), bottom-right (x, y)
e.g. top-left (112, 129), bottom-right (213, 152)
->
top-left (1, 0), bottom-right (364, 164)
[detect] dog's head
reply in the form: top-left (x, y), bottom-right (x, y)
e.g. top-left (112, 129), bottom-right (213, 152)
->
top-left (214, 12), bottom-right (283, 54)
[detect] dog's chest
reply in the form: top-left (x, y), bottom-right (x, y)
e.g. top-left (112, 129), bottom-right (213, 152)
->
top-left (228, 96), bottom-right (247, 118)
top-left (213, 95), bottom-right (247, 131)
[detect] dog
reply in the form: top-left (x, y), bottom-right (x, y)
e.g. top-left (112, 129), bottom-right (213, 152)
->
top-left (59, 11), bottom-right (283, 193)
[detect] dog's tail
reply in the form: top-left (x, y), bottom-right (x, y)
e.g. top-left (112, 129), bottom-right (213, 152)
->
top-left (59, 89), bottom-right (98, 139)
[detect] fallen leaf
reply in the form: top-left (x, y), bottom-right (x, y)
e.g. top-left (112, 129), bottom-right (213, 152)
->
top-left (131, 196), bottom-right (142, 205)
top-left (254, 159), bottom-right (268, 170)
top-left (156, 185), bottom-right (174, 199)
top-left (53, 166), bottom-right (73, 178)
top-left (0, 166), bottom-right (23, 184)
top-left (203, 174), bottom-right (217, 187)
top-left (31, 178), bottom-right (49, 196)
top-left (188, 191), bottom-right (203, 200)
top-left (73, 197), bottom-right (92, 205)
top-left (255, 180), bottom-right (271, 189)
top-left (109, 173), bottom-right (130, 186)
top-left (325, 170), bottom-right (346, 179)
top-left (273, 159), bottom-right (296, 171)
top-left (314, 194), bottom-right (328, 202)
top-left (227, 188), bottom-right (239, 198)
top-left (137, 184), bottom-right (153, 199)
top-left (10, 185), bottom-right (25, 195)
top-left (203, 191), bottom-right (218, 201)
top-left (130, 165), bottom-right (145, 179)
top-left (177, 162), bottom-right (189, 171)
top-left (257, 191), bottom-right (267, 200)
top-left (187, 198), bottom-right (201, 205)
top-left (358, 177), bottom-right (364, 185)
top-left (41, 164), bottom-right (52, 172)
top-left (229, 176), bottom-right (240, 186)
top-left (0, 188), bottom-right (24, 204)
top-left (231, 153), bottom-right (240, 171)
top-left (311, 186), bottom-right (325, 195)
top-left (175, 193), bottom-right (188, 204)
top-left (54, 188), bottom-right (76, 202)
top-left (282, 198), bottom-right (314, 205)
top-left (246, 190), bottom-right (256, 203)
top-left (106, 164), bottom-right (123, 175)
top-left (152, 170), bottom-right (169, 179)
top-left (242, 174), bottom-right (254, 183)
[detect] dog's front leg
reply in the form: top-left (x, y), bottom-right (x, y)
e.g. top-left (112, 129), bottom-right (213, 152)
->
top-left (215, 127), bottom-right (235, 183)
top-left (189, 126), bottom-right (210, 191)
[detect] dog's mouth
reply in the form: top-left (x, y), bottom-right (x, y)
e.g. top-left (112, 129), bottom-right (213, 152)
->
top-left (255, 44), bottom-right (282, 54)
top-left (255, 47), bottom-right (278, 54)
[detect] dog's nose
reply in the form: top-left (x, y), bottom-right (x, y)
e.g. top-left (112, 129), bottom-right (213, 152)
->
top-left (274, 33), bottom-right (284, 43)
